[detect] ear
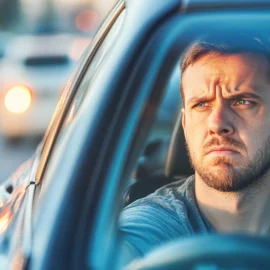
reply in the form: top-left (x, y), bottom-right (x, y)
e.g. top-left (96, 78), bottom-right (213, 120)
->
top-left (181, 108), bottom-right (187, 138)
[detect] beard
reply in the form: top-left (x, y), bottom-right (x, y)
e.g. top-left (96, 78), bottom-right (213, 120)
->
top-left (187, 136), bottom-right (270, 192)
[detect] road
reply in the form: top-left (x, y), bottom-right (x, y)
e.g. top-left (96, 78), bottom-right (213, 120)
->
top-left (0, 136), bottom-right (39, 183)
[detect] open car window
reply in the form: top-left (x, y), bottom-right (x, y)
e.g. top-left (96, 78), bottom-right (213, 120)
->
top-left (117, 10), bottom-right (270, 269)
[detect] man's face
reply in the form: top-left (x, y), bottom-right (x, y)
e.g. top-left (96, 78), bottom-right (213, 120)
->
top-left (182, 52), bottom-right (270, 192)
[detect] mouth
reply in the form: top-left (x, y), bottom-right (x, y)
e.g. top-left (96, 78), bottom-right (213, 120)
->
top-left (205, 147), bottom-right (240, 156)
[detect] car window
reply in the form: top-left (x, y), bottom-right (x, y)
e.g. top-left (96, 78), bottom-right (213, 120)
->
top-left (37, 8), bottom-right (126, 188)
top-left (59, 10), bottom-right (125, 137)
top-left (61, 13), bottom-right (125, 132)
top-left (119, 10), bottom-right (270, 267)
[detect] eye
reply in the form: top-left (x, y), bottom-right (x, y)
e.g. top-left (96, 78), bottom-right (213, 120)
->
top-left (193, 102), bottom-right (210, 108)
top-left (191, 101), bottom-right (211, 112)
top-left (234, 100), bottom-right (254, 106)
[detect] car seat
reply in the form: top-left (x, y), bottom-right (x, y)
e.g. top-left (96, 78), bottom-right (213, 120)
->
top-left (122, 137), bottom-right (170, 207)
top-left (165, 112), bottom-right (194, 180)
top-left (123, 113), bottom-right (194, 207)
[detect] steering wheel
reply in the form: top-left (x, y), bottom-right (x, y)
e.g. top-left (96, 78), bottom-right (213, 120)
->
top-left (126, 234), bottom-right (270, 269)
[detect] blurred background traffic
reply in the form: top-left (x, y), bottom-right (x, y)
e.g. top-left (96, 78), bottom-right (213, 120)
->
top-left (0, 0), bottom-right (117, 182)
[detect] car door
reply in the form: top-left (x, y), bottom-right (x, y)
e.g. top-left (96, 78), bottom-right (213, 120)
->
top-left (3, 1), bottom-right (126, 269)
top-left (27, 1), bottom-right (182, 269)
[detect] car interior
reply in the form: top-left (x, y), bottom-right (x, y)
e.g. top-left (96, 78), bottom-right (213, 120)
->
top-left (123, 64), bottom-right (194, 207)
top-left (123, 28), bottom-right (270, 209)
top-left (119, 28), bottom-right (270, 269)
top-left (123, 112), bottom-right (194, 207)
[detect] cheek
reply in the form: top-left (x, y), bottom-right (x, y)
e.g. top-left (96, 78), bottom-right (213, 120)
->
top-left (185, 121), bottom-right (207, 152)
top-left (238, 122), bottom-right (270, 157)
top-left (185, 112), bottom-right (207, 132)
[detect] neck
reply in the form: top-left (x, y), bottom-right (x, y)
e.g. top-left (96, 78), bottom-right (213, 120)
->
top-left (195, 172), bottom-right (270, 235)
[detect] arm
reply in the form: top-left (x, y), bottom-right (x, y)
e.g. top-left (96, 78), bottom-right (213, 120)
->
top-left (119, 196), bottom-right (189, 266)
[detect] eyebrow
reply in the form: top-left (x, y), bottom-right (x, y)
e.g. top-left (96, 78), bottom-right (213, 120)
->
top-left (187, 92), bottom-right (263, 106)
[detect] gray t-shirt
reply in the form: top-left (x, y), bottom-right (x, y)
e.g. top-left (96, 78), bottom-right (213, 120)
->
top-left (119, 175), bottom-right (215, 262)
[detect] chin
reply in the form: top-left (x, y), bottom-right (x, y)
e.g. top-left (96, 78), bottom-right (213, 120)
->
top-left (207, 155), bottom-right (241, 166)
top-left (199, 166), bottom-right (256, 193)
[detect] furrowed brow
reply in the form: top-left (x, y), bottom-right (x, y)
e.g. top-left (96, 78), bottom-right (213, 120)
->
top-left (186, 92), bottom-right (262, 106)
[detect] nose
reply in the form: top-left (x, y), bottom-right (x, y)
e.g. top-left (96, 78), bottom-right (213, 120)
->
top-left (208, 103), bottom-right (234, 136)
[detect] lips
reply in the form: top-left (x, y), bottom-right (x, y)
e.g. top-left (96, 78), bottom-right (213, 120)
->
top-left (205, 146), bottom-right (240, 155)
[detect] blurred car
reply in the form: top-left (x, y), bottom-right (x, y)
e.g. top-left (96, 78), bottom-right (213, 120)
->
top-left (0, 33), bottom-right (89, 144)
top-left (0, 0), bottom-right (269, 269)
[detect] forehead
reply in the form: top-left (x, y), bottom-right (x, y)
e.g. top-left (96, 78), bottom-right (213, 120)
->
top-left (181, 53), bottom-right (270, 98)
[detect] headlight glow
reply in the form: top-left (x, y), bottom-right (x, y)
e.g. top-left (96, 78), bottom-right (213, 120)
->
top-left (4, 85), bottom-right (32, 114)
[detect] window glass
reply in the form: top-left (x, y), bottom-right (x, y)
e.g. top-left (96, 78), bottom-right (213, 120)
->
top-left (58, 11), bottom-right (125, 140)
top-left (40, 10), bottom-right (125, 181)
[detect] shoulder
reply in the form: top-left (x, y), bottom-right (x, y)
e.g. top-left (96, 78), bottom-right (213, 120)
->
top-left (121, 176), bottom-right (194, 228)
top-left (119, 176), bottom-right (195, 258)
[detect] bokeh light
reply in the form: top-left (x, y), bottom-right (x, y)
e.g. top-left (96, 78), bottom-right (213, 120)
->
top-left (4, 85), bottom-right (32, 114)
top-left (75, 9), bottom-right (100, 32)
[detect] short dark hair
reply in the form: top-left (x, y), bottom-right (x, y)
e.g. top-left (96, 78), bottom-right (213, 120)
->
top-left (180, 34), bottom-right (270, 104)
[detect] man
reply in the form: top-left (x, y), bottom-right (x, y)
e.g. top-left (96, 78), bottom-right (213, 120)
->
top-left (119, 34), bottom-right (270, 262)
